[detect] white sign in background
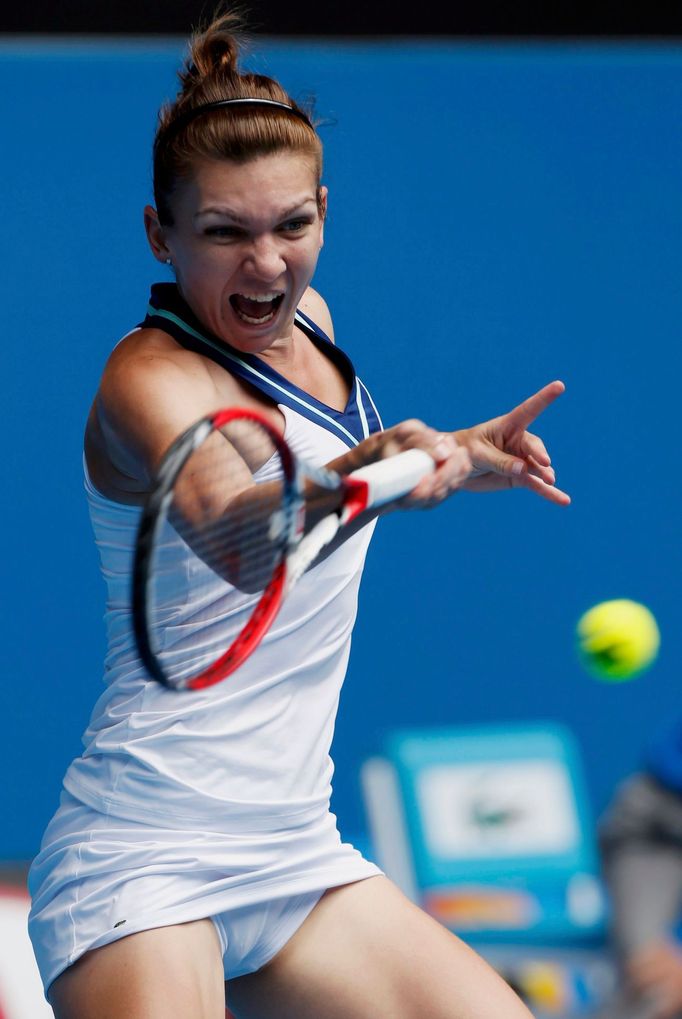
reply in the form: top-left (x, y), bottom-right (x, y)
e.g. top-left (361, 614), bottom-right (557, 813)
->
top-left (416, 760), bottom-right (580, 859)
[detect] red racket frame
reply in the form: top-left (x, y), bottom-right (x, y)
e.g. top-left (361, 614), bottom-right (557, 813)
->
top-left (132, 408), bottom-right (298, 691)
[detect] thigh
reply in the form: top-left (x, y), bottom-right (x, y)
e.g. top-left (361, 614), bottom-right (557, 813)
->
top-left (49, 919), bottom-right (225, 1019)
top-left (226, 876), bottom-right (532, 1019)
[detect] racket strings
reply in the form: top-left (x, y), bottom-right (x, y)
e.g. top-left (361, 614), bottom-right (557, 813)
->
top-left (145, 418), bottom-right (293, 684)
top-left (176, 484), bottom-right (291, 591)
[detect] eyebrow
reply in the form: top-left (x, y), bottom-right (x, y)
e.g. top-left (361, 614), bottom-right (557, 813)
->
top-left (194, 198), bottom-right (318, 224)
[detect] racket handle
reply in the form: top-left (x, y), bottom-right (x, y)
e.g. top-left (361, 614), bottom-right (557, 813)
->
top-left (348, 448), bottom-right (435, 509)
top-left (285, 449), bottom-right (435, 589)
top-left (285, 514), bottom-right (341, 592)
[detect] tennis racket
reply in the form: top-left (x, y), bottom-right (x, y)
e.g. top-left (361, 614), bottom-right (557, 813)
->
top-left (132, 407), bottom-right (434, 691)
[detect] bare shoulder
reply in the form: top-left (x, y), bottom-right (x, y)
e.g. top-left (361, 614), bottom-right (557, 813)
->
top-left (92, 327), bottom-right (239, 482)
top-left (100, 329), bottom-right (217, 426)
top-left (103, 327), bottom-right (213, 390)
top-left (298, 287), bottom-right (335, 343)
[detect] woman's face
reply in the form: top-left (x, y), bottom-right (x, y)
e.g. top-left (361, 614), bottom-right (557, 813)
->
top-left (148, 151), bottom-right (326, 354)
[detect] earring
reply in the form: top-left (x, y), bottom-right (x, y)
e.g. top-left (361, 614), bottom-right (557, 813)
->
top-left (165, 257), bottom-right (172, 265)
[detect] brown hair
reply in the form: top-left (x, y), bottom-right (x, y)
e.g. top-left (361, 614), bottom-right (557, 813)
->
top-left (153, 9), bottom-right (323, 225)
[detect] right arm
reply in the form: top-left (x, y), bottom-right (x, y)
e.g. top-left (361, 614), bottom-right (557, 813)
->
top-left (92, 336), bottom-right (471, 586)
top-left (94, 331), bottom-right (471, 519)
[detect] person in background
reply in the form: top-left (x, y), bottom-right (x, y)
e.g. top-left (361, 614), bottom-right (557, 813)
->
top-left (595, 719), bottom-right (682, 1019)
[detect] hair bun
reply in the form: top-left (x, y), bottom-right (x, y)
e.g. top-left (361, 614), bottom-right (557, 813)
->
top-left (153, 6), bottom-right (323, 228)
top-left (179, 11), bottom-right (243, 90)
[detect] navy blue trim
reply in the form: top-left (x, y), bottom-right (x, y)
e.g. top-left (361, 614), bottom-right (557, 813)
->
top-left (294, 307), bottom-right (332, 344)
top-left (357, 377), bottom-right (383, 434)
top-left (140, 284), bottom-right (381, 448)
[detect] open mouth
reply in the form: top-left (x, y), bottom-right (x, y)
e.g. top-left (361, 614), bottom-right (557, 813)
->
top-left (229, 292), bottom-right (285, 326)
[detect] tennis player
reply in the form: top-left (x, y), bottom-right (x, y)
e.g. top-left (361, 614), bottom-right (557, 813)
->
top-left (28, 11), bottom-right (569, 1018)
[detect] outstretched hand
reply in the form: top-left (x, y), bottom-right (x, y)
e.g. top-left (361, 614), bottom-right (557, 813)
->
top-left (453, 380), bottom-right (570, 505)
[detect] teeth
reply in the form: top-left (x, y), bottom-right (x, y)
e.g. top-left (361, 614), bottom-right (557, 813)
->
top-left (235, 308), bottom-right (276, 325)
top-left (237, 292), bottom-right (281, 302)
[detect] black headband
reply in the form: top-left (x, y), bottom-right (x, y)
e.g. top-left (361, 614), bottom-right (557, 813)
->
top-left (160, 97), bottom-right (313, 144)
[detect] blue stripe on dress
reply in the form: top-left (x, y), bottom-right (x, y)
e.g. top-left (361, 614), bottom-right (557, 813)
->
top-left (142, 284), bottom-right (382, 448)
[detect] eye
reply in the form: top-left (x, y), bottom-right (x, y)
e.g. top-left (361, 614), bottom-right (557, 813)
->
top-left (204, 226), bottom-right (244, 239)
top-left (280, 218), bottom-right (312, 233)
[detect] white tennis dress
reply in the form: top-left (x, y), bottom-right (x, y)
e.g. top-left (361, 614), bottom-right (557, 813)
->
top-left (28, 287), bottom-right (384, 996)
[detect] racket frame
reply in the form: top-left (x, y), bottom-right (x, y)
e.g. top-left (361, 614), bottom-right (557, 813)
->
top-left (133, 407), bottom-right (435, 691)
top-left (133, 408), bottom-right (300, 691)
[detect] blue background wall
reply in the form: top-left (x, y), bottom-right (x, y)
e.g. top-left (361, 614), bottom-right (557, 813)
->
top-left (3, 39), bottom-right (681, 859)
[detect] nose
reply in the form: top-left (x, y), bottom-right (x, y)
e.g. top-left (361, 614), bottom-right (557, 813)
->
top-left (243, 235), bottom-right (286, 281)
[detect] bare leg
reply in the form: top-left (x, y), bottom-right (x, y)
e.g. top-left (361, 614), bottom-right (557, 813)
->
top-left (227, 876), bottom-right (532, 1019)
top-left (49, 918), bottom-right (225, 1019)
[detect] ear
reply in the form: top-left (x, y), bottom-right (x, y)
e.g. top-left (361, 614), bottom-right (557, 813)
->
top-left (317, 185), bottom-right (328, 248)
top-left (144, 205), bottom-right (172, 263)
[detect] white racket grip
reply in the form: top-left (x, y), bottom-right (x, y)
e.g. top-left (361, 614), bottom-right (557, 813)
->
top-left (348, 448), bottom-right (436, 509)
top-left (285, 514), bottom-right (341, 593)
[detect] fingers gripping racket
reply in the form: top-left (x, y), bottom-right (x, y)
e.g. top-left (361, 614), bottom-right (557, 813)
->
top-left (133, 408), bottom-right (434, 691)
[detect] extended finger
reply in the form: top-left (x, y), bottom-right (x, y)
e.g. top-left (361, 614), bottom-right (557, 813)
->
top-left (526, 454), bottom-right (556, 486)
top-left (518, 431), bottom-right (551, 467)
top-left (468, 435), bottom-right (528, 479)
top-left (504, 380), bottom-right (566, 434)
top-left (519, 471), bottom-right (571, 506)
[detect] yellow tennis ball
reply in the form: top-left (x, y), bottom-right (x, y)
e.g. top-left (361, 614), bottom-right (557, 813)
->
top-left (576, 599), bottom-right (660, 682)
